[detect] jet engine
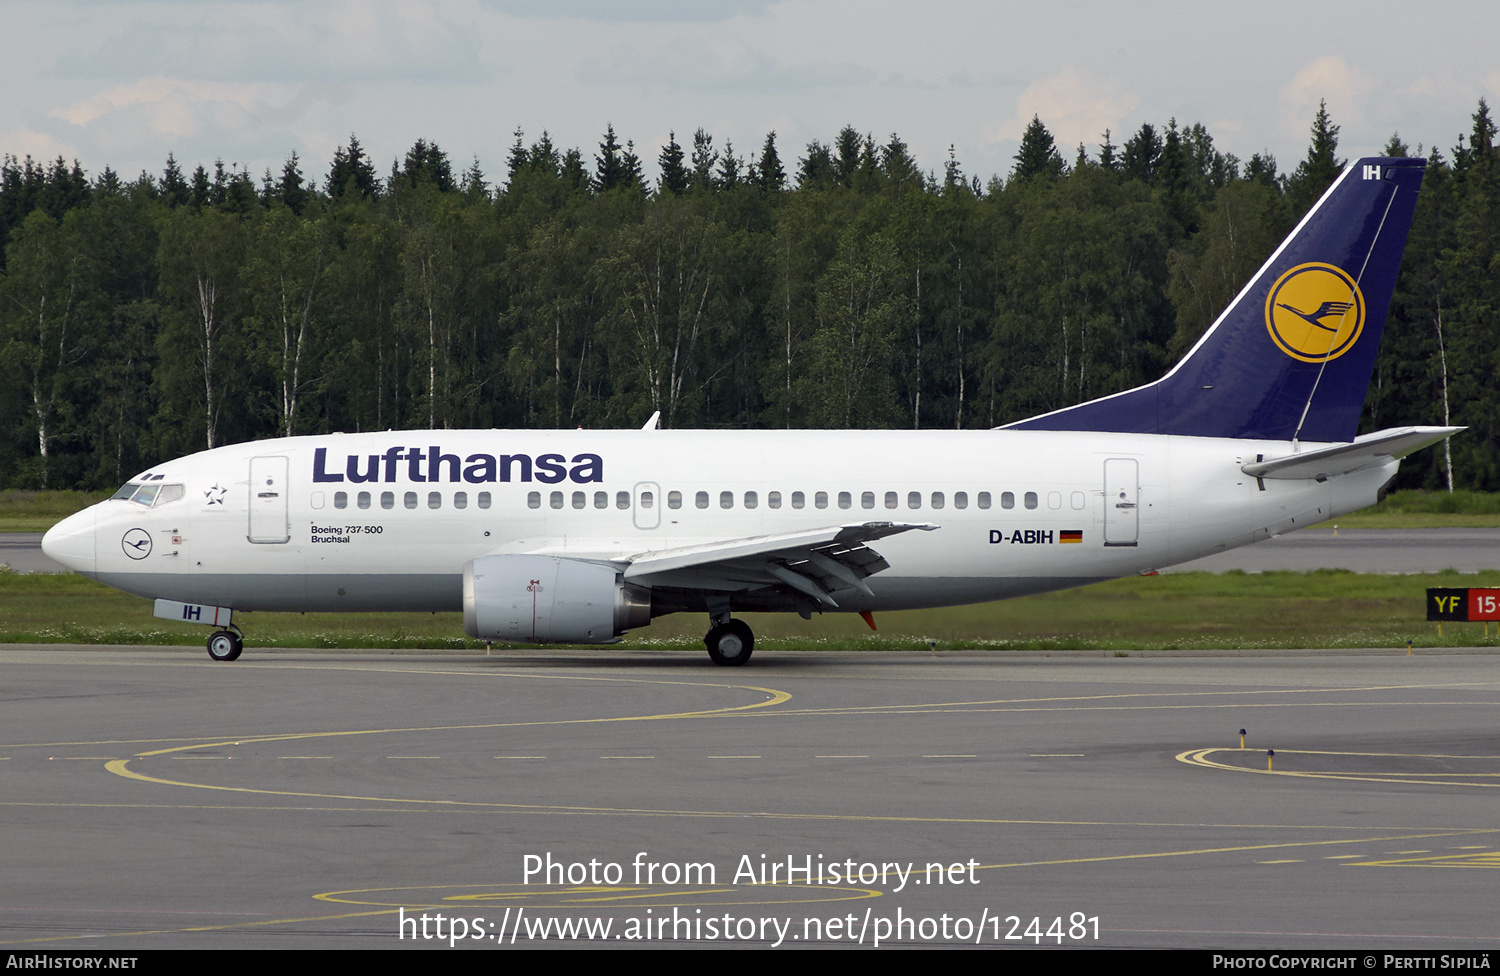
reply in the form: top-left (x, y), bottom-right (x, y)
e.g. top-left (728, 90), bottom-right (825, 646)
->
top-left (462, 554), bottom-right (651, 644)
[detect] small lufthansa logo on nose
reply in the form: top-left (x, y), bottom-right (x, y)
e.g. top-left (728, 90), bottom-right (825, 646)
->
top-left (122, 528), bottom-right (153, 560)
top-left (1265, 262), bottom-right (1365, 363)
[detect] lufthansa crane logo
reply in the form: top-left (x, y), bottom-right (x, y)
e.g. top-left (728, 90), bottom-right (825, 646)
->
top-left (1264, 262), bottom-right (1365, 363)
top-left (122, 528), bottom-right (152, 560)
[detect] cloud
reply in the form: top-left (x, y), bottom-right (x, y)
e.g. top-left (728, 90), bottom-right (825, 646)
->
top-left (47, 77), bottom-right (349, 142)
top-left (0, 127), bottom-right (80, 164)
top-left (56, 1), bottom-right (486, 84)
top-left (54, 78), bottom-right (264, 131)
top-left (989, 68), bottom-right (1139, 152)
top-left (1279, 56), bottom-right (1371, 139)
top-left (1407, 77), bottom-right (1438, 98)
top-left (40, 77), bottom-right (348, 173)
top-left (481, 0), bottom-right (773, 22)
top-left (575, 37), bottom-right (874, 92)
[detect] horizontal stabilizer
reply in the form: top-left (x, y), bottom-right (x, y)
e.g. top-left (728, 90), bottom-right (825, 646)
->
top-left (1241, 426), bottom-right (1462, 481)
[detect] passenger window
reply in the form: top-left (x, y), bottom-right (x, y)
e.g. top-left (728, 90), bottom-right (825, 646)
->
top-left (768, 491), bottom-right (781, 509)
top-left (720, 491), bottom-right (734, 509)
top-left (404, 491), bottom-right (418, 510)
top-left (527, 491), bottom-right (540, 509)
top-left (931, 491), bottom-right (944, 509)
top-left (954, 491), bottom-right (968, 510)
top-left (572, 490), bottom-right (586, 509)
top-left (863, 491), bottom-right (876, 509)
top-left (745, 491), bottom-right (758, 509)
top-left (358, 492), bottom-right (371, 510)
top-left (454, 492), bottom-right (468, 509)
top-left (428, 492), bottom-right (442, 509)
top-left (478, 492), bottom-right (491, 509)
top-left (695, 491), bottom-right (709, 509)
top-left (1071, 491), bottom-right (1085, 510)
top-left (311, 491), bottom-right (325, 510)
top-left (1048, 491), bottom-right (1062, 510)
top-left (595, 491), bottom-right (608, 509)
top-left (334, 491), bottom-right (348, 509)
top-left (668, 490), bottom-right (682, 510)
top-left (791, 491), bottom-right (805, 509)
top-left (640, 490), bottom-right (654, 509)
top-left (908, 491), bottom-right (922, 509)
top-left (1024, 491), bottom-right (1038, 510)
top-left (617, 491), bottom-right (631, 510)
top-left (815, 491), bottom-right (828, 510)
top-left (978, 491), bottom-right (991, 510)
top-left (838, 491), bottom-right (851, 510)
top-left (381, 492), bottom-right (394, 510)
top-left (1001, 491), bottom-right (1015, 509)
top-left (550, 491), bottom-right (564, 509)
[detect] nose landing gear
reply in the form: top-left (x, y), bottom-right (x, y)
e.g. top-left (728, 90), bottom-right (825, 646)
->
top-left (206, 628), bottom-right (244, 662)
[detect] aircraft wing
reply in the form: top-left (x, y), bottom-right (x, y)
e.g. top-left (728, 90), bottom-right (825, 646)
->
top-left (622, 521), bottom-right (937, 606)
top-left (1241, 426), bottom-right (1462, 481)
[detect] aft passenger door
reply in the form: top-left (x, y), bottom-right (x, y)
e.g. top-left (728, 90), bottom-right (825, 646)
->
top-left (248, 455), bottom-right (290, 544)
top-left (1103, 458), bottom-right (1139, 547)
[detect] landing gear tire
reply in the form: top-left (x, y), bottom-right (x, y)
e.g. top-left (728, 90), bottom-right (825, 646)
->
top-left (705, 619), bottom-right (754, 667)
top-left (207, 630), bottom-right (243, 662)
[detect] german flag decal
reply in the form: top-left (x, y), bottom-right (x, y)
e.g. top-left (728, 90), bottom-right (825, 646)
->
top-left (1060, 530), bottom-right (1083, 544)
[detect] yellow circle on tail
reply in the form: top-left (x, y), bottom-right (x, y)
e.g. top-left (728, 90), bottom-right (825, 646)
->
top-left (1264, 262), bottom-right (1365, 363)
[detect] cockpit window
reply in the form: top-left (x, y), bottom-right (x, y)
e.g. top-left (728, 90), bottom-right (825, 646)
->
top-left (111, 483), bottom-right (185, 506)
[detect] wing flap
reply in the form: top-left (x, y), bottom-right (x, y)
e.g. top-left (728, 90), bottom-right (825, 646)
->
top-left (623, 521), bottom-right (936, 605)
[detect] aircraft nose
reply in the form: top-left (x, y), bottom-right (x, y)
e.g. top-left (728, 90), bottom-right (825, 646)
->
top-left (41, 508), bottom-right (97, 576)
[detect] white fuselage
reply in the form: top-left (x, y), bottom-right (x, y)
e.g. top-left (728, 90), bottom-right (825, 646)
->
top-left (44, 428), bottom-right (1394, 619)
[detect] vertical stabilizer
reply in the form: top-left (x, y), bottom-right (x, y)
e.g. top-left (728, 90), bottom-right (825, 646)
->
top-left (1005, 157), bottom-right (1425, 442)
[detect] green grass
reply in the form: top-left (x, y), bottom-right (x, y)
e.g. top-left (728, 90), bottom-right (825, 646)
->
top-left (1310, 490), bottom-right (1500, 529)
top-left (0, 490), bottom-right (112, 532)
top-left (5, 566), bottom-right (1498, 652)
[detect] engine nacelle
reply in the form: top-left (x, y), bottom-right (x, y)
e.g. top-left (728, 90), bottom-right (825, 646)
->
top-left (463, 554), bottom-right (651, 644)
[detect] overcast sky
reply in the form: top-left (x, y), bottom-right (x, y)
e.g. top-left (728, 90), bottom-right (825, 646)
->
top-left (4, 0), bottom-right (1497, 190)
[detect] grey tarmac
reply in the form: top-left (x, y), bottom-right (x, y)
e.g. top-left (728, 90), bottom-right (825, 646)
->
top-left (0, 533), bottom-right (64, 574)
top-left (2, 645), bottom-right (1498, 949)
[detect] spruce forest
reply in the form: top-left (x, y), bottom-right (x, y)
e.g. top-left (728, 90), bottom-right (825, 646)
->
top-left (2, 100), bottom-right (1497, 493)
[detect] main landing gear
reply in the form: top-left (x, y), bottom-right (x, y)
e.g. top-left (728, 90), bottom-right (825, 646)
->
top-left (704, 616), bottom-right (754, 667)
top-left (206, 627), bottom-right (244, 662)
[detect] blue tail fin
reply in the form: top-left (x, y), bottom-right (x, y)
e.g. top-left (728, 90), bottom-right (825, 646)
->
top-left (1005, 157), bottom-right (1426, 442)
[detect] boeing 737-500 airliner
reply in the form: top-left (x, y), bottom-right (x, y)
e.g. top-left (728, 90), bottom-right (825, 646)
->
top-left (42, 157), bottom-right (1455, 665)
